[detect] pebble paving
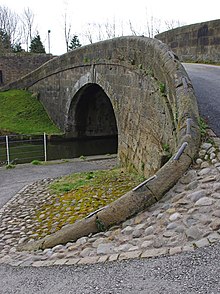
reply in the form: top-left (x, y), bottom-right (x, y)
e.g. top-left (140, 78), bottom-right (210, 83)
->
top-left (1, 134), bottom-right (220, 267)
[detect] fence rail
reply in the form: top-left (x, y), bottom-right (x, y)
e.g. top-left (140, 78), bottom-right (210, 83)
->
top-left (0, 133), bottom-right (47, 166)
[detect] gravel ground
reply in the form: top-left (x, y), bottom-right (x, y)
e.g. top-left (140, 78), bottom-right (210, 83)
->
top-left (0, 242), bottom-right (220, 294)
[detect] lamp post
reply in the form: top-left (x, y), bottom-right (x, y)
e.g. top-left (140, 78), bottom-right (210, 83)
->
top-left (48, 29), bottom-right (51, 54)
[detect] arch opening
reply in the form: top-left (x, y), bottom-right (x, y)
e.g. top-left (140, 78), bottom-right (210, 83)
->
top-left (67, 83), bottom-right (118, 154)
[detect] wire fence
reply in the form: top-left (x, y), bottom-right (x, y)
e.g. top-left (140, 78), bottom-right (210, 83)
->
top-left (0, 133), bottom-right (47, 166)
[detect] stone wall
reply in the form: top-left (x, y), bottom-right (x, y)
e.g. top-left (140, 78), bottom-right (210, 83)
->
top-left (0, 53), bottom-right (54, 85)
top-left (155, 19), bottom-right (220, 63)
top-left (1, 37), bottom-right (200, 179)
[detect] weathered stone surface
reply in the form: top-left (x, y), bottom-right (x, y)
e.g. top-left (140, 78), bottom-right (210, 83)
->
top-left (187, 190), bottom-right (207, 202)
top-left (141, 248), bottom-right (167, 258)
top-left (0, 54), bottom-right (53, 85)
top-left (97, 243), bottom-right (115, 255)
top-left (76, 237), bottom-right (89, 245)
top-left (121, 226), bottom-right (133, 235)
top-left (169, 212), bottom-right (181, 222)
top-left (156, 19), bottom-right (220, 63)
top-left (119, 250), bottom-right (142, 260)
top-left (180, 170), bottom-right (197, 184)
top-left (144, 226), bottom-right (154, 235)
top-left (195, 197), bottom-right (213, 206)
top-left (211, 220), bottom-right (220, 231)
top-left (167, 223), bottom-right (178, 230)
top-left (194, 238), bottom-right (210, 248)
top-left (186, 227), bottom-right (203, 240)
top-left (198, 168), bottom-right (212, 176)
top-left (213, 183), bottom-right (220, 192)
top-left (201, 143), bottom-right (213, 151)
top-left (207, 232), bottom-right (220, 243)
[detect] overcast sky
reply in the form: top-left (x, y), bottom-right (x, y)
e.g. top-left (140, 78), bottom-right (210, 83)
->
top-left (1, 0), bottom-right (220, 55)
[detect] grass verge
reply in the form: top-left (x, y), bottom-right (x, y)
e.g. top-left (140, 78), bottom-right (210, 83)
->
top-left (0, 89), bottom-right (62, 135)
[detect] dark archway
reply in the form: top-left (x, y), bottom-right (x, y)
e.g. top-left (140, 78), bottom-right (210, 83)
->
top-left (66, 83), bottom-right (118, 156)
top-left (73, 83), bottom-right (118, 139)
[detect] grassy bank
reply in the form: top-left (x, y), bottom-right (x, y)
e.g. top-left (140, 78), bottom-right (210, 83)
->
top-left (0, 89), bottom-right (62, 135)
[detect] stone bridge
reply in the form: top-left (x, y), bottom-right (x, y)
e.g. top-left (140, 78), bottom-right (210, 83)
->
top-left (2, 36), bottom-right (202, 249)
top-left (3, 36), bottom-right (200, 179)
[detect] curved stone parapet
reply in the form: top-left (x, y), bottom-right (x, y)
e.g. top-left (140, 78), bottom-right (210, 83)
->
top-left (1, 36), bottom-right (200, 251)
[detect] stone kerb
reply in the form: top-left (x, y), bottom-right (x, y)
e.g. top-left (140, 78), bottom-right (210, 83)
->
top-left (10, 37), bottom-right (200, 251)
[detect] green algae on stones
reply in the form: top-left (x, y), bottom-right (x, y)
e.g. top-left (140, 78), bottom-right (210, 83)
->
top-left (32, 168), bottom-right (144, 239)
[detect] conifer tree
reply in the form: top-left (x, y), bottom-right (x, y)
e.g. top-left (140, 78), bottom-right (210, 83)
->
top-left (68, 35), bottom-right (81, 50)
top-left (29, 34), bottom-right (45, 53)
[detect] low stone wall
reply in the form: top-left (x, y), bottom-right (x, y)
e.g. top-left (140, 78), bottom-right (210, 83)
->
top-left (155, 19), bottom-right (220, 63)
top-left (0, 53), bottom-right (54, 85)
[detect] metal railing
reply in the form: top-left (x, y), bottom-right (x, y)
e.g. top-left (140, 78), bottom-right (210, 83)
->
top-left (0, 133), bottom-right (47, 166)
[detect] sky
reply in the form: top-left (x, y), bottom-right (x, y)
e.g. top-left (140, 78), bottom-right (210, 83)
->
top-left (1, 0), bottom-right (220, 55)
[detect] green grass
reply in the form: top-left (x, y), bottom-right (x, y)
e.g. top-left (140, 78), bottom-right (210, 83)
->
top-left (32, 168), bottom-right (145, 238)
top-left (31, 160), bottom-right (43, 165)
top-left (0, 89), bottom-right (62, 135)
top-left (198, 117), bottom-right (208, 139)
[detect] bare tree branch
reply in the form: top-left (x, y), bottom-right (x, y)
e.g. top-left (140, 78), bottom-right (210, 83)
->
top-left (84, 23), bottom-right (94, 44)
top-left (129, 20), bottom-right (138, 36)
top-left (165, 19), bottom-right (186, 30)
top-left (0, 5), bottom-right (22, 47)
top-left (21, 7), bottom-right (36, 51)
top-left (104, 19), bottom-right (116, 39)
top-left (64, 12), bottom-right (72, 52)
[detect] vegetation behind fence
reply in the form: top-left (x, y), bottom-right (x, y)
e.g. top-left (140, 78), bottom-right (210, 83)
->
top-left (0, 134), bottom-right (47, 166)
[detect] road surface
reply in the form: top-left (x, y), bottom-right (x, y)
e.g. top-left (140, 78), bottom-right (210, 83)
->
top-left (183, 63), bottom-right (220, 136)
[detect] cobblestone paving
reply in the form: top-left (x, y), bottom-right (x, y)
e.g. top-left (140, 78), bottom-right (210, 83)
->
top-left (1, 137), bottom-right (220, 267)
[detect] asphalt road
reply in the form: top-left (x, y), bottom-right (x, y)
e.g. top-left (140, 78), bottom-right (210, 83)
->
top-left (183, 63), bottom-right (220, 136)
top-left (1, 64), bottom-right (220, 293)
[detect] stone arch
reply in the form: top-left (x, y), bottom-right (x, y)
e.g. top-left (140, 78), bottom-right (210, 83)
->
top-left (66, 83), bottom-right (118, 140)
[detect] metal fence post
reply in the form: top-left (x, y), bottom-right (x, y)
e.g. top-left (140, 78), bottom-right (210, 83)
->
top-left (5, 135), bottom-right (10, 165)
top-left (44, 133), bottom-right (47, 162)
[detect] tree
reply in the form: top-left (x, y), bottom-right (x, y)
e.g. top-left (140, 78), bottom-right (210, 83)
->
top-left (12, 42), bottom-right (23, 53)
top-left (129, 10), bottom-right (161, 38)
top-left (84, 19), bottom-right (120, 44)
top-left (68, 35), bottom-right (81, 50)
top-left (21, 7), bottom-right (36, 52)
top-left (104, 19), bottom-right (117, 39)
top-left (29, 34), bottom-right (45, 53)
top-left (0, 29), bottom-right (11, 51)
top-left (84, 23), bottom-right (94, 44)
top-left (64, 12), bottom-right (72, 52)
top-left (0, 5), bottom-right (22, 50)
top-left (165, 19), bottom-right (186, 30)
